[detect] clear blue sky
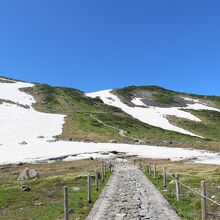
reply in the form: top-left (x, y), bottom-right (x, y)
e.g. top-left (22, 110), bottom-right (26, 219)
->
top-left (0, 1), bottom-right (220, 94)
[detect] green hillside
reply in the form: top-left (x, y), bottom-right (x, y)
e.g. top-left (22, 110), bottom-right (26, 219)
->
top-left (113, 85), bottom-right (220, 146)
top-left (114, 85), bottom-right (220, 108)
top-left (21, 83), bottom-right (220, 151)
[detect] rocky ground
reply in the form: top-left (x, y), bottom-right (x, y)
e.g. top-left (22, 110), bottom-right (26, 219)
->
top-left (87, 162), bottom-right (180, 220)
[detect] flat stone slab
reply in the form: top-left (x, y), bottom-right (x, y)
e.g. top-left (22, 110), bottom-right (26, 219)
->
top-left (87, 162), bottom-right (180, 220)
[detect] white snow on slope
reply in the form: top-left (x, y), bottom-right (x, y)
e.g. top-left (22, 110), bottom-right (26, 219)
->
top-left (131, 97), bottom-right (146, 106)
top-left (0, 81), bottom-right (35, 106)
top-left (182, 97), bottom-right (220, 111)
top-left (0, 78), bottom-right (220, 165)
top-left (86, 90), bottom-right (220, 137)
top-left (0, 103), bottom-right (64, 144)
top-left (0, 78), bottom-right (65, 145)
top-left (86, 90), bottom-right (198, 136)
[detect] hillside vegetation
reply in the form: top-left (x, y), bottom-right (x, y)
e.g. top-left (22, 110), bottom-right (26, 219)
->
top-left (113, 86), bottom-right (220, 149)
top-left (114, 85), bottom-right (220, 108)
top-left (170, 109), bottom-right (220, 142)
top-left (20, 83), bottom-right (220, 151)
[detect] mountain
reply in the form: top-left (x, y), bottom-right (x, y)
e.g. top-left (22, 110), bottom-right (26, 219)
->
top-left (26, 79), bottom-right (220, 150)
top-left (87, 86), bottom-right (220, 141)
top-left (0, 76), bottom-right (220, 164)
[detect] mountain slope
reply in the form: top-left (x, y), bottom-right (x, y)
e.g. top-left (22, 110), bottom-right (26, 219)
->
top-left (1, 76), bottom-right (220, 153)
top-left (87, 90), bottom-right (201, 137)
top-left (23, 81), bottom-right (220, 151)
top-left (0, 77), bottom-right (65, 145)
top-left (22, 83), bottom-right (200, 146)
top-left (111, 86), bottom-right (220, 141)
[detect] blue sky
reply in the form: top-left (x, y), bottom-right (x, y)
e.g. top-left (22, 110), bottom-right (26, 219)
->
top-left (0, 1), bottom-right (220, 94)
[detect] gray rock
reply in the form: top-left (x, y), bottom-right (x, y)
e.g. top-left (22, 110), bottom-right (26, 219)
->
top-left (47, 139), bottom-right (57, 142)
top-left (17, 167), bottom-right (39, 180)
top-left (19, 141), bottom-right (28, 145)
top-left (21, 185), bottom-right (31, 191)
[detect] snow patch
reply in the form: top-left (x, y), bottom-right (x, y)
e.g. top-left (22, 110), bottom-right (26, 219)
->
top-left (86, 90), bottom-right (220, 137)
top-left (131, 97), bottom-right (147, 106)
top-left (0, 140), bottom-right (219, 165)
top-left (0, 80), bottom-right (65, 146)
top-left (0, 80), bottom-right (35, 106)
top-left (0, 103), bottom-right (64, 144)
top-left (184, 103), bottom-right (220, 112)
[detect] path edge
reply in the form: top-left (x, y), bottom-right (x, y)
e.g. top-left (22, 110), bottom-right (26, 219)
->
top-left (139, 168), bottom-right (181, 220)
top-left (86, 172), bottom-right (114, 220)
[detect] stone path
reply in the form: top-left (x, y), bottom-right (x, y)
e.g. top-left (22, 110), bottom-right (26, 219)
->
top-left (87, 162), bottom-right (180, 220)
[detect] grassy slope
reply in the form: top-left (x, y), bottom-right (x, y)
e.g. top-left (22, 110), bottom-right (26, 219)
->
top-left (153, 91), bottom-right (174, 104)
top-left (140, 159), bottom-right (220, 220)
top-left (23, 83), bottom-right (125, 142)
top-left (170, 110), bottom-right (220, 142)
top-left (113, 86), bottom-right (220, 150)
top-left (22, 83), bottom-right (213, 150)
top-left (114, 85), bottom-right (220, 108)
top-left (116, 85), bottom-right (220, 110)
top-left (0, 160), bottom-right (110, 220)
top-left (113, 86), bottom-right (176, 105)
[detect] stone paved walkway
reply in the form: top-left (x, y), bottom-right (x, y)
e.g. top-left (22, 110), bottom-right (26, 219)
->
top-left (87, 162), bottom-right (180, 220)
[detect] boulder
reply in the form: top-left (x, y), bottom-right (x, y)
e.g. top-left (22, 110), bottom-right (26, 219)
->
top-left (17, 167), bottom-right (39, 180)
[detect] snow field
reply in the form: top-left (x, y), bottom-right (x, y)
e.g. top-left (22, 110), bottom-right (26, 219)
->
top-left (0, 78), bottom-right (220, 165)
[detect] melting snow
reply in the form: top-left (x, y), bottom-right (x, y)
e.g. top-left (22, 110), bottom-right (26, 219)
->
top-left (0, 78), bottom-right (65, 145)
top-left (0, 81), bottom-right (35, 106)
top-left (86, 90), bottom-right (220, 137)
top-left (131, 97), bottom-right (146, 106)
top-left (0, 78), bottom-right (220, 165)
top-left (0, 140), bottom-right (220, 165)
top-left (0, 103), bottom-right (64, 144)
